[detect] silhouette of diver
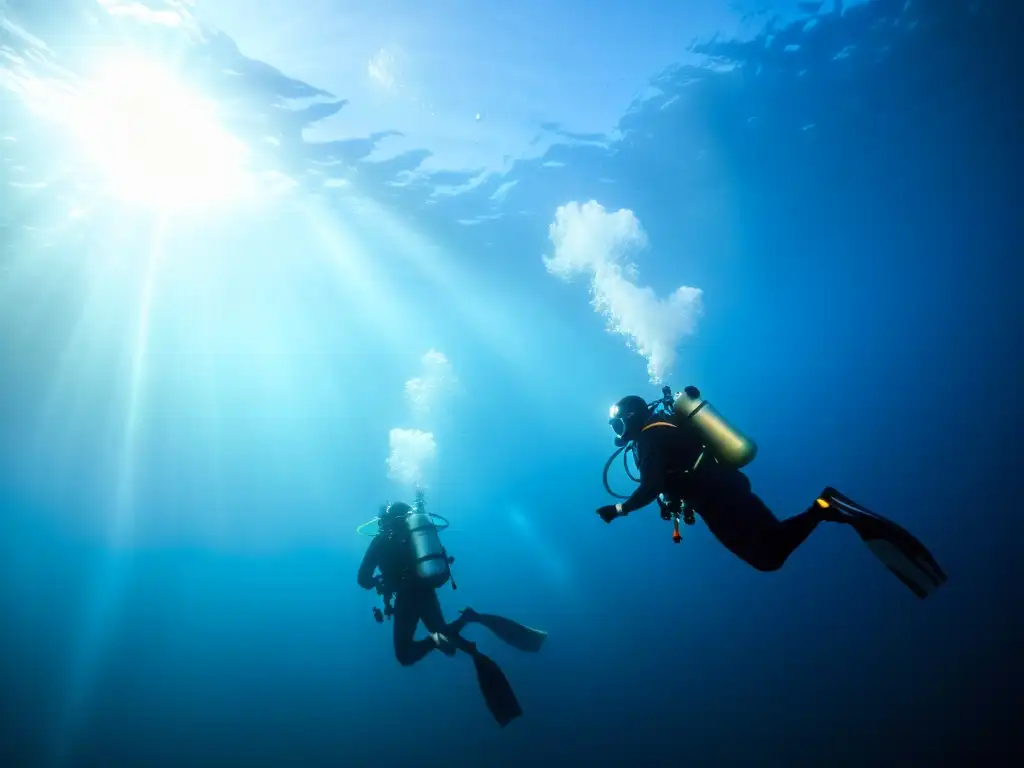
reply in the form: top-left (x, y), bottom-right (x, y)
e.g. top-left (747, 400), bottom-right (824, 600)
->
top-left (358, 496), bottom-right (547, 725)
top-left (597, 387), bottom-right (947, 598)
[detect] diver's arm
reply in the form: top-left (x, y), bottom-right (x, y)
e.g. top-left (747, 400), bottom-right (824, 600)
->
top-left (619, 433), bottom-right (668, 515)
top-left (357, 536), bottom-right (382, 590)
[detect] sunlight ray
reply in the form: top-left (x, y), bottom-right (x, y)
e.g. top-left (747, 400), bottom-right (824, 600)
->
top-left (191, 265), bottom-right (228, 541)
top-left (14, 249), bottom-right (123, 490)
top-left (49, 553), bottom-right (135, 768)
top-left (111, 218), bottom-right (166, 542)
top-left (354, 198), bottom-right (537, 360)
top-left (25, 221), bottom-right (157, 496)
top-left (507, 504), bottom-right (577, 599)
top-left (48, 223), bottom-right (167, 766)
top-left (298, 199), bottom-right (420, 354)
top-left (342, 197), bottom-right (560, 404)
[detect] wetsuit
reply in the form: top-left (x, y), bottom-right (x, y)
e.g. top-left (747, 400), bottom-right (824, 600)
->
top-left (621, 421), bottom-right (822, 571)
top-left (358, 531), bottom-right (467, 666)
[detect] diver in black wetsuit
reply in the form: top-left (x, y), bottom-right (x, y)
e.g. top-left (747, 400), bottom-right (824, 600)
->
top-left (357, 498), bottom-right (547, 726)
top-left (595, 387), bottom-right (947, 598)
top-left (357, 502), bottom-right (460, 665)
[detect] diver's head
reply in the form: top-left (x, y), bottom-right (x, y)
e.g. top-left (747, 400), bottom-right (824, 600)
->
top-left (609, 395), bottom-right (651, 447)
top-left (378, 501), bottom-right (412, 533)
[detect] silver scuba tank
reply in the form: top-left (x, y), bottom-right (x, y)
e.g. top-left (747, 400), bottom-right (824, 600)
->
top-left (402, 511), bottom-right (451, 589)
top-left (672, 385), bottom-right (758, 468)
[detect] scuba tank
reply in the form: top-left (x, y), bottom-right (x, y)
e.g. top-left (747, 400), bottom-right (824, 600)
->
top-left (670, 385), bottom-right (757, 468)
top-left (356, 492), bottom-right (456, 589)
top-left (400, 490), bottom-right (451, 589)
top-left (402, 513), bottom-right (451, 588)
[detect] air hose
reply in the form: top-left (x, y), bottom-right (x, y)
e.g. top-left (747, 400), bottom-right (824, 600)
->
top-left (602, 442), bottom-right (642, 500)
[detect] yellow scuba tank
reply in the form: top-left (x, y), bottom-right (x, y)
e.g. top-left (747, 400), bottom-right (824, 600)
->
top-left (671, 385), bottom-right (757, 468)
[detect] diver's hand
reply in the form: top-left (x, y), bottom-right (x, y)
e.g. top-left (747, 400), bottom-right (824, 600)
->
top-left (596, 504), bottom-right (624, 524)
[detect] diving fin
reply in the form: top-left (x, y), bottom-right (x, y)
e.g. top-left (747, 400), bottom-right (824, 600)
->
top-left (816, 487), bottom-right (948, 599)
top-left (472, 649), bottom-right (522, 727)
top-left (460, 608), bottom-right (548, 653)
top-left (447, 635), bottom-right (523, 727)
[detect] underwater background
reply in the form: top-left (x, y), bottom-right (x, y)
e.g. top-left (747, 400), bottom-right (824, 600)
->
top-left (1, 1), bottom-right (1019, 765)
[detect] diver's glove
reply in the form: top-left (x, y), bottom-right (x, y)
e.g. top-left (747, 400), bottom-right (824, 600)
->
top-left (596, 503), bottom-right (625, 524)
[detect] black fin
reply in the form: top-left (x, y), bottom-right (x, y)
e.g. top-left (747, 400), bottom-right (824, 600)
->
top-left (470, 649), bottom-right (522, 727)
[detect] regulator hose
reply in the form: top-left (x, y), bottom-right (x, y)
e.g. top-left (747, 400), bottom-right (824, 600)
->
top-left (602, 443), bottom-right (642, 500)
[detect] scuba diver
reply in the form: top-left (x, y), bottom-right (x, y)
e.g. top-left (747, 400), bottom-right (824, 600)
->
top-left (597, 386), bottom-right (947, 599)
top-left (357, 491), bottom-right (548, 727)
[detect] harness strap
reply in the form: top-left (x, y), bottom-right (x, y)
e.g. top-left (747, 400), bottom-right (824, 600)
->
top-left (642, 421), bottom-right (677, 431)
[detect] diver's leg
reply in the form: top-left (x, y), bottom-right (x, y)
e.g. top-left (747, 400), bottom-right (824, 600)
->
top-left (419, 589), bottom-right (449, 634)
top-left (417, 591), bottom-right (493, 650)
top-left (417, 589), bottom-right (457, 656)
top-left (444, 605), bottom-right (472, 637)
top-left (392, 590), bottom-right (437, 666)
top-left (762, 504), bottom-right (823, 569)
top-left (691, 465), bottom-right (823, 572)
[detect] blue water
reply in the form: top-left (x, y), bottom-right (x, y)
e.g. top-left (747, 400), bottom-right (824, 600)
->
top-left (1, 1), bottom-right (1019, 765)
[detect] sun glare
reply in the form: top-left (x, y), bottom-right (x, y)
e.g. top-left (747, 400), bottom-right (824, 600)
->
top-left (71, 55), bottom-right (251, 211)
